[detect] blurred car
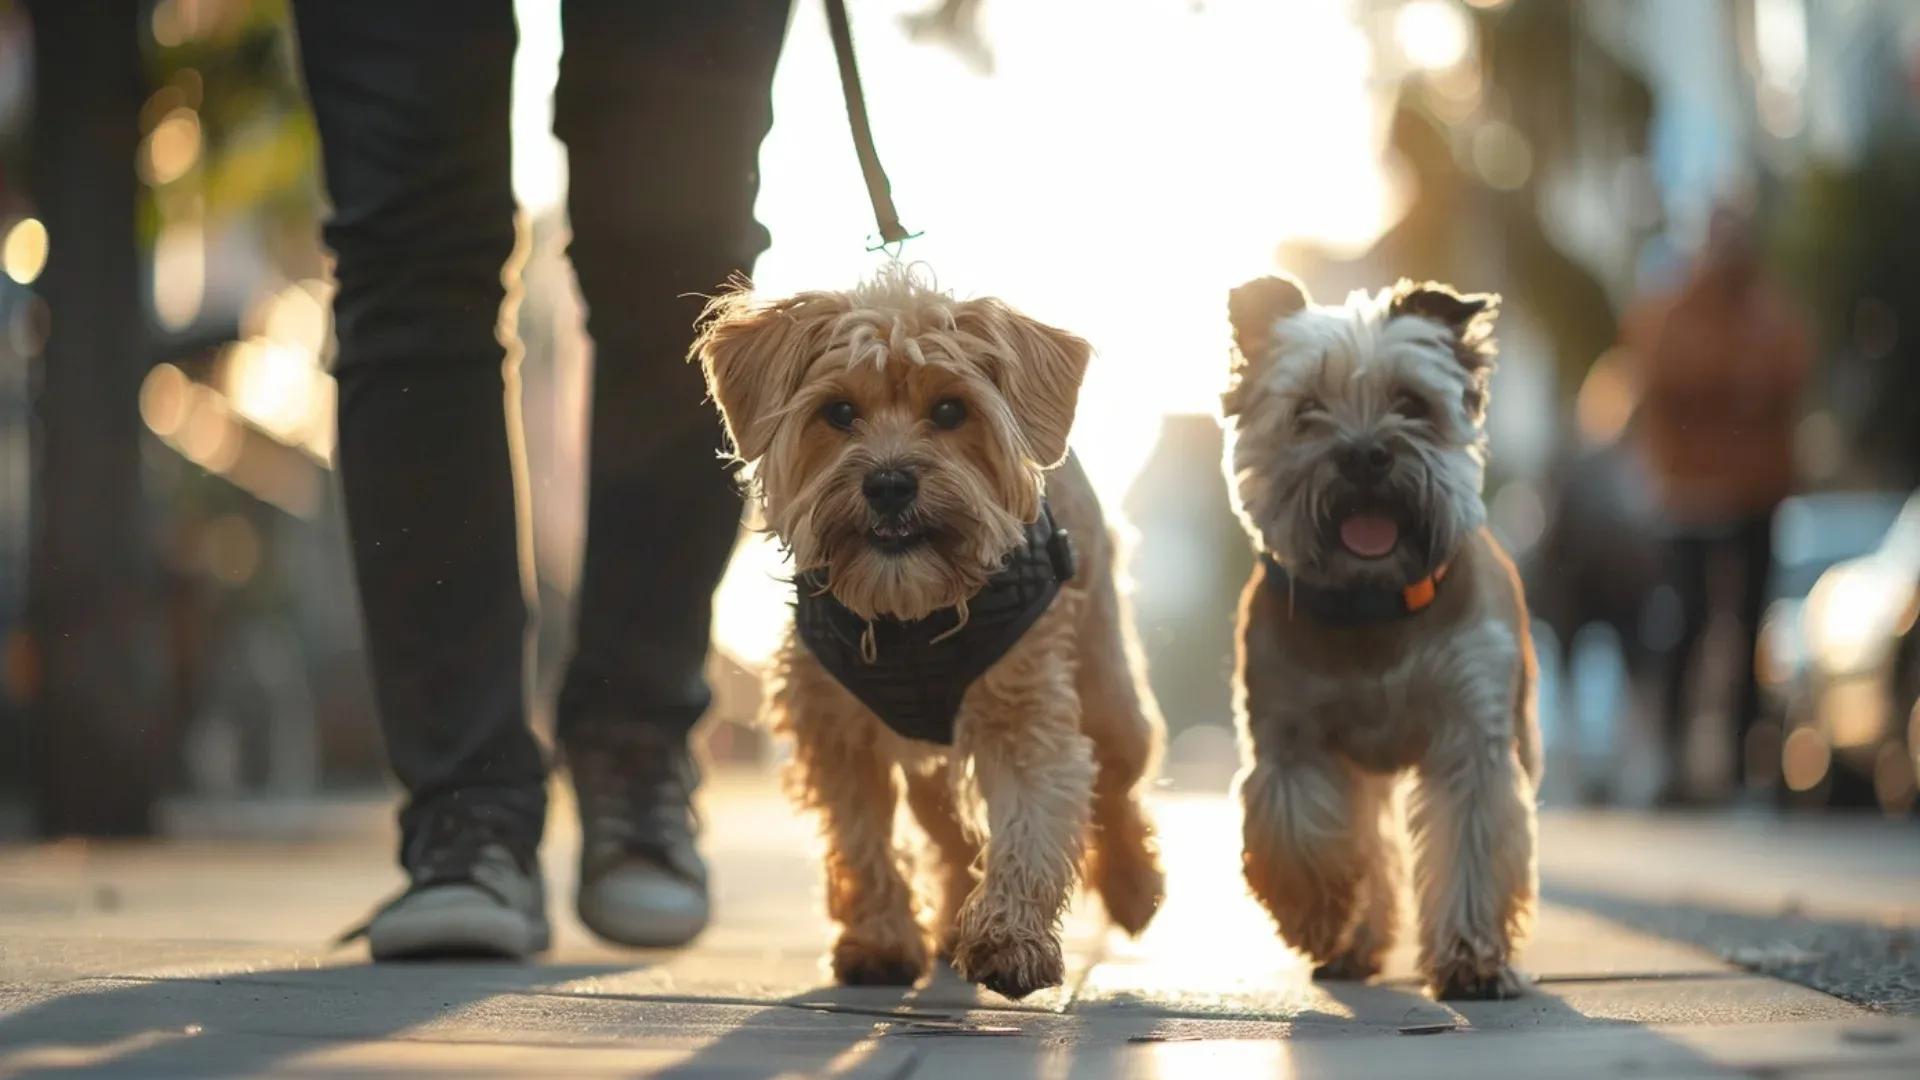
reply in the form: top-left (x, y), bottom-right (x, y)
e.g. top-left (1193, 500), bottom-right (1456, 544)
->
top-left (1757, 490), bottom-right (1920, 814)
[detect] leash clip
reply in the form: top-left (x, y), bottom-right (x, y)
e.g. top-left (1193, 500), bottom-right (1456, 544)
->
top-left (826, 0), bottom-right (918, 257)
top-left (866, 231), bottom-right (924, 257)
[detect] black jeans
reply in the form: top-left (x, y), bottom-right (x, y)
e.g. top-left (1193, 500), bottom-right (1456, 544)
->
top-left (1660, 512), bottom-right (1775, 792)
top-left (291, 0), bottom-right (791, 865)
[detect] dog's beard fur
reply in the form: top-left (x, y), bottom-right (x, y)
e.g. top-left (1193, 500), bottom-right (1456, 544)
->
top-left (1222, 277), bottom-right (1498, 588)
top-left (695, 268), bottom-right (1091, 621)
top-left (762, 375), bottom-right (1035, 621)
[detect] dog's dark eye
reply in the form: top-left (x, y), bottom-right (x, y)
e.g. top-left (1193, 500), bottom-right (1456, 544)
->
top-left (1392, 393), bottom-right (1430, 421)
top-left (929, 398), bottom-right (967, 430)
top-left (822, 400), bottom-right (858, 430)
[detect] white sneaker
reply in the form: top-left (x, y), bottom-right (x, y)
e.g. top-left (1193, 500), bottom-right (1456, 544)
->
top-left (352, 808), bottom-right (550, 961)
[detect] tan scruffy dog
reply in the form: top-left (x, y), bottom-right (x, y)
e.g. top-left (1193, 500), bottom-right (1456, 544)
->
top-left (693, 269), bottom-right (1165, 1000)
top-left (1219, 272), bottom-right (1541, 1000)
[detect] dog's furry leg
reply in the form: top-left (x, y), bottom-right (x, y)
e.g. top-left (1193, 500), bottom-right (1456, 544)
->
top-left (1313, 772), bottom-right (1402, 980)
top-left (1237, 751), bottom-right (1376, 967)
top-left (1074, 556), bottom-right (1165, 937)
top-left (950, 634), bottom-right (1095, 1000)
top-left (785, 690), bottom-right (930, 986)
top-left (902, 764), bottom-right (979, 961)
top-left (1408, 734), bottom-right (1537, 1000)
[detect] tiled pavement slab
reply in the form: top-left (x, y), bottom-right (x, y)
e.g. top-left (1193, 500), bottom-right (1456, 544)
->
top-left (1, 775), bottom-right (1915, 1077)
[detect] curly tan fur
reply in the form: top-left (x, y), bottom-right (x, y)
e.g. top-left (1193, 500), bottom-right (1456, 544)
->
top-left (697, 271), bottom-right (1165, 999)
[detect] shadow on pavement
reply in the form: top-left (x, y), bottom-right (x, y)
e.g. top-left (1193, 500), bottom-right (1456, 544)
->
top-left (650, 981), bottom-right (923, 1079)
top-left (0, 953), bottom-right (1819, 1078)
top-left (0, 960), bottom-right (647, 1077)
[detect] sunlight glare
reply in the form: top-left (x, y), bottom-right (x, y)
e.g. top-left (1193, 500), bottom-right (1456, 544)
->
top-left (712, 0), bottom-right (1392, 667)
top-left (1394, 0), bottom-right (1473, 73)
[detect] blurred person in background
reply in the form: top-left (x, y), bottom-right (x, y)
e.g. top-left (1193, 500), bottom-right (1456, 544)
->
top-left (1625, 205), bottom-right (1812, 806)
top-left (291, 1), bottom-right (790, 959)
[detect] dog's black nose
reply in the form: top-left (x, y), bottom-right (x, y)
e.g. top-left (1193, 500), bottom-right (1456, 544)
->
top-left (1337, 440), bottom-right (1393, 484)
top-left (862, 468), bottom-right (919, 514)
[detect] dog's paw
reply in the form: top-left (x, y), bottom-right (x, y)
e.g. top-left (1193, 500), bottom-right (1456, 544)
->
top-left (1092, 846), bottom-right (1165, 938)
top-left (1430, 963), bottom-right (1529, 1001)
top-left (831, 931), bottom-right (930, 987)
top-left (1311, 911), bottom-right (1391, 981)
top-left (953, 931), bottom-right (1065, 1000)
top-left (1311, 948), bottom-right (1384, 982)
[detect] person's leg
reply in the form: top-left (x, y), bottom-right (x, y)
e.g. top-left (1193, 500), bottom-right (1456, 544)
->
top-left (554, 0), bottom-right (790, 743)
top-left (1730, 511), bottom-right (1776, 789)
top-left (551, 0), bottom-right (792, 946)
top-left (1658, 533), bottom-right (1711, 803)
top-left (292, 0), bottom-right (548, 956)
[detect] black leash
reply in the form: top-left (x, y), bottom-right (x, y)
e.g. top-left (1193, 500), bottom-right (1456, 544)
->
top-left (823, 0), bottom-right (919, 250)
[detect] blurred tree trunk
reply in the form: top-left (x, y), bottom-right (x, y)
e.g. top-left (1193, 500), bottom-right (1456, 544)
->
top-left (25, 0), bottom-right (163, 836)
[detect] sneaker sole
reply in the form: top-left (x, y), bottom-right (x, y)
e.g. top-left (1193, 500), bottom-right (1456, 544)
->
top-left (368, 909), bottom-right (552, 961)
top-left (576, 894), bottom-right (709, 949)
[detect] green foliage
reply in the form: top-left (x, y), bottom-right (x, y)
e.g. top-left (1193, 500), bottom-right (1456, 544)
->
top-left (139, 0), bottom-right (319, 245)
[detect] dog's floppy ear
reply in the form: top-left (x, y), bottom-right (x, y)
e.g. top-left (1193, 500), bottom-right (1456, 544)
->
top-left (1388, 279), bottom-right (1501, 419)
top-left (691, 283), bottom-right (845, 462)
top-left (1224, 274), bottom-right (1311, 416)
top-left (955, 298), bottom-right (1091, 469)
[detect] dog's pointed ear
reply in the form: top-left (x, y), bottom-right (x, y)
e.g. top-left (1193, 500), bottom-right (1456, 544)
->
top-left (1388, 279), bottom-right (1499, 343)
top-left (691, 283), bottom-right (844, 462)
top-left (956, 298), bottom-right (1091, 469)
top-left (1228, 274), bottom-right (1311, 360)
top-left (1389, 279), bottom-right (1501, 419)
top-left (1224, 274), bottom-right (1311, 416)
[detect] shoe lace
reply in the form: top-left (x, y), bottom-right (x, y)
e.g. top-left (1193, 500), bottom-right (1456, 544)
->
top-left (332, 801), bottom-right (533, 946)
top-left (408, 801), bottom-right (533, 890)
top-left (566, 727), bottom-right (702, 866)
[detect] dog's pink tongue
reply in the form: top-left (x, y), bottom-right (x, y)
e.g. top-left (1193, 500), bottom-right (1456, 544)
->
top-left (1339, 514), bottom-right (1399, 559)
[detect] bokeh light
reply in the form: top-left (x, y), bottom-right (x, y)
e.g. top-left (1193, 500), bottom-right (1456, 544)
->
top-left (1820, 677), bottom-right (1888, 751)
top-left (142, 107), bottom-right (203, 186)
top-left (1395, 0), bottom-right (1474, 72)
top-left (139, 363), bottom-right (194, 438)
top-left (1781, 725), bottom-right (1831, 792)
top-left (221, 337), bottom-right (325, 446)
top-left (1471, 119), bottom-right (1533, 190)
top-left (153, 220), bottom-right (206, 329)
top-left (1, 217), bottom-right (48, 286)
top-left (176, 388), bottom-right (243, 475)
top-left (1574, 348), bottom-right (1635, 445)
top-left (1805, 561), bottom-right (1911, 676)
top-left (1490, 481), bottom-right (1547, 553)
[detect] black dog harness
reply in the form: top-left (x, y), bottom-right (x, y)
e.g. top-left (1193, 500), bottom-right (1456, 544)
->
top-left (1261, 552), bottom-right (1452, 628)
top-left (795, 505), bottom-right (1076, 745)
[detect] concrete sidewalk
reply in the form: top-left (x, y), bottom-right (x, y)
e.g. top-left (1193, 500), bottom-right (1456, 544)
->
top-left (1, 774), bottom-right (1915, 1078)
